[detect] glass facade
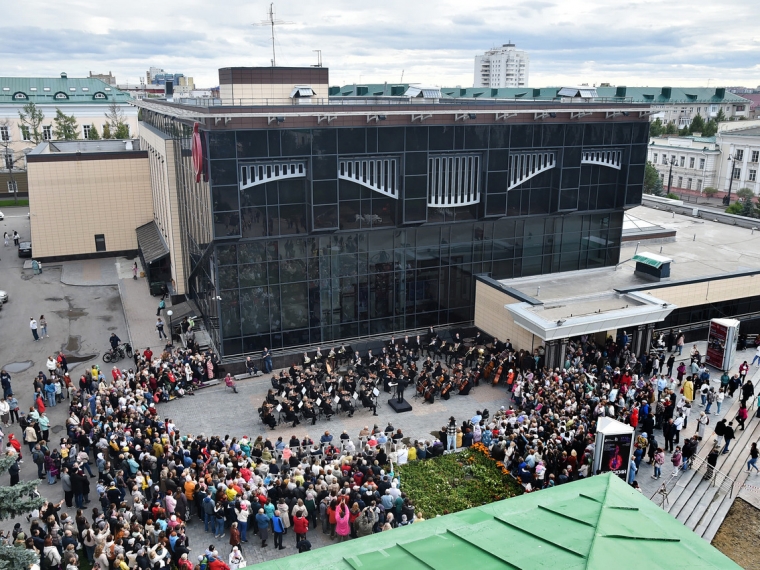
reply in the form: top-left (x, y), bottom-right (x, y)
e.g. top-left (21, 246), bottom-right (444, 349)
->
top-left (141, 110), bottom-right (647, 357)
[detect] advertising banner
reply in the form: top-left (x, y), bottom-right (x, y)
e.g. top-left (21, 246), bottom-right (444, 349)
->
top-left (705, 320), bottom-right (728, 369)
top-left (599, 432), bottom-right (633, 481)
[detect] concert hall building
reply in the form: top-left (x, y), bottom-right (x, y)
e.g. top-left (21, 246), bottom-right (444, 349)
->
top-left (135, 68), bottom-right (651, 360)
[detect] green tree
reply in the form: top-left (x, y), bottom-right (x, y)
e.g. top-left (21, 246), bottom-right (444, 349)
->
top-left (715, 108), bottom-right (727, 123)
top-left (17, 102), bottom-right (45, 144)
top-left (649, 118), bottom-right (664, 137)
top-left (105, 103), bottom-right (128, 139)
top-left (689, 114), bottom-right (705, 135)
top-left (702, 119), bottom-right (718, 137)
top-left (664, 122), bottom-right (678, 135)
top-left (114, 123), bottom-right (130, 140)
top-left (678, 126), bottom-right (690, 136)
top-left (725, 202), bottom-right (743, 215)
top-left (52, 108), bottom-right (78, 140)
top-left (0, 454), bottom-right (45, 569)
top-left (736, 188), bottom-right (754, 201)
top-left (87, 124), bottom-right (101, 140)
top-left (102, 123), bottom-right (112, 139)
top-left (703, 186), bottom-right (718, 198)
top-left (644, 162), bottom-right (662, 195)
top-left (740, 198), bottom-right (757, 218)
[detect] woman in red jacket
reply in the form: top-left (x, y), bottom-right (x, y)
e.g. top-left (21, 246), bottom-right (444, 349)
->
top-left (327, 500), bottom-right (337, 539)
top-left (293, 511), bottom-right (309, 545)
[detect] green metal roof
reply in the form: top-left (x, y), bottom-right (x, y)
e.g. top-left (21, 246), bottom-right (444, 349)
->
top-left (247, 474), bottom-right (740, 570)
top-left (0, 75), bottom-right (132, 105)
top-left (332, 84), bottom-right (750, 105)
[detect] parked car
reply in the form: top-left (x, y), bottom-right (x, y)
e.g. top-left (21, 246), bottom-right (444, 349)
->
top-left (17, 242), bottom-right (32, 258)
top-left (0, 290), bottom-right (7, 303)
top-left (0, 211), bottom-right (4, 220)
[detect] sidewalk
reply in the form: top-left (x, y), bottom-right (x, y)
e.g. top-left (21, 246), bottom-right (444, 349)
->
top-left (117, 259), bottom-right (174, 356)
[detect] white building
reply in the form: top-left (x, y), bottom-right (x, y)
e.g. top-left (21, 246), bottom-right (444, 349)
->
top-left (715, 121), bottom-right (760, 195)
top-left (474, 44), bottom-right (529, 88)
top-left (648, 135), bottom-right (721, 193)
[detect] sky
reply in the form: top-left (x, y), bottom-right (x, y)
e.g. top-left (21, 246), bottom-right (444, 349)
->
top-left (1, 0), bottom-right (758, 89)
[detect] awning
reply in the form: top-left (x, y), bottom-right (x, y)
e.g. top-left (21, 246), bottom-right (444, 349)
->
top-left (290, 86), bottom-right (315, 98)
top-left (632, 252), bottom-right (673, 268)
top-left (136, 221), bottom-right (169, 264)
top-left (558, 86), bottom-right (599, 98)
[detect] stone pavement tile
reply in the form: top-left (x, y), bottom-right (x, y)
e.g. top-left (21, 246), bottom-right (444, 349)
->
top-left (118, 274), bottom-right (172, 356)
top-left (60, 259), bottom-right (119, 286)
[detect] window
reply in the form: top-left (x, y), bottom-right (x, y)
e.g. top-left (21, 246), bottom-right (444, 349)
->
top-left (752, 151), bottom-right (759, 163)
top-left (689, 107), bottom-right (693, 113)
top-left (7, 180), bottom-right (18, 193)
top-left (736, 105), bottom-right (745, 111)
top-left (736, 149), bottom-right (744, 161)
top-left (20, 126), bottom-right (30, 141)
top-left (699, 158), bottom-right (705, 169)
top-left (0, 126), bottom-right (9, 142)
top-left (689, 157), bottom-right (695, 168)
top-left (677, 176), bottom-right (683, 187)
top-left (750, 169), bottom-right (757, 182)
top-left (687, 178), bottom-right (692, 189)
top-left (83, 125), bottom-right (90, 139)
top-left (3, 151), bottom-right (12, 170)
top-left (94, 234), bottom-right (106, 252)
top-left (662, 155), bottom-right (667, 165)
top-left (710, 105), bottom-right (718, 113)
top-left (733, 167), bottom-right (741, 180)
top-left (43, 126), bottom-right (52, 140)
top-left (660, 173), bottom-right (665, 181)
top-left (679, 156), bottom-right (685, 167)
top-left (653, 153), bottom-right (658, 163)
top-left (696, 179), bottom-right (703, 191)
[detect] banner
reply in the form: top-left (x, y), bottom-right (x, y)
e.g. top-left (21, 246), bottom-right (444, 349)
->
top-left (599, 432), bottom-right (632, 481)
top-left (705, 320), bottom-right (728, 369)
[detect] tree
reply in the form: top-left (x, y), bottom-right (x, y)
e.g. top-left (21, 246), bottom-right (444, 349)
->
top-left (736, 188), bottom-right (754, 202)
top-left (715, 108), bottom-right (727, 123)
top-left (678, 126), bottom-right (690, 136)
top-left (104, 103), bottom-right (128, 139)
top-left (114, 123), bottom-right (130, 140)
top-left (689, 113), bottom-right (705, 135)
top-left (644, 162), bottom-right (662, 195)
top-left (725, 202), bottom-right (744, 215)
top-left (664, 122), bottom-right (678, 135)
top-left (87, 124), bottom-right (101, 140)
top-left (703, 186), bottom-right (718, 198)
top-left (649, 118), bottom-right (664, 137)
top-left (740, 197), bottom-right (757, 218)
top-left (52, 108), bottom-right (78, 140)
top-left (17, 102), bottom-right (44, 145)
top-left (0, 454), bottom-right (45, 569)
top-left (702, 119), bottom-right (718, 137)
top-left (0, 118), bottom-right (25, 205)
top-left (102, 123), bottom-right (112, 139)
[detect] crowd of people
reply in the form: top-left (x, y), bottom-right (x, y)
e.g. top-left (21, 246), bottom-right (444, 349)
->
top-left (0, 325), bottom-right (755, 569)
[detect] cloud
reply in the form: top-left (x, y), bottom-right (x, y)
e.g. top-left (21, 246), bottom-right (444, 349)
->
top-left (0, 0), bottom-right (757, 88)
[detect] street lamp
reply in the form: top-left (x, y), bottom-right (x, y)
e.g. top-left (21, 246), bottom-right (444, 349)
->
top-left (666, 155), bottom-right (678, 196)
top-left (723, 153), bottom-right (740, 205)
top-left (167, 310), bottom-right (174, 345)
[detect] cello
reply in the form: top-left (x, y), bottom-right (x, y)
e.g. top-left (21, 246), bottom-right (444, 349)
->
top-left (417, 378), bottom-right (429, 395)
top-left (483, 358), bottom-right (496, 382)
top-left (493, 359), bottom-right (504, 386)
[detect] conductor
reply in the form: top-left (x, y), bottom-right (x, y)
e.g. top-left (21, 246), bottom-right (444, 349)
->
top-left (390, 377), bottom-right (408, 403)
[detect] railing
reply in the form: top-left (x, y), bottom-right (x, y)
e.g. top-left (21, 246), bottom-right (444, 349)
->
top-left (173, 95), bottom-right (636, 108)
top-left (650, 456), bottom-right (737, 509)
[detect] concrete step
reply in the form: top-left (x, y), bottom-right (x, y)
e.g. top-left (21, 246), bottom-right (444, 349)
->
top-left (680, 480), bottom-right (721, 527)
top-left (693, 488), bottom-right (726, 537)
top-left (663, 469), bottom-right (701, 517)
top-left (701, 478), bottom-right (746, 542)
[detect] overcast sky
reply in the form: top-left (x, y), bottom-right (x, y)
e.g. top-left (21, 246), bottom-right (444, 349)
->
top-left (1, 0), bottom-right (758, 89)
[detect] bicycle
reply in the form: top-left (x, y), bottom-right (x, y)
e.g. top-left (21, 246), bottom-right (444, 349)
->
top-left (103, 343), bottom-right (133, 363)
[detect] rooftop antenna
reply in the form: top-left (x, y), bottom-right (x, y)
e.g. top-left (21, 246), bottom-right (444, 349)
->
top-left (400, 69), bottom-right (404, 83)
top-left (312, 50), bottom-right (322, 67)
top-left (254, 3), bottom-right (293, 67)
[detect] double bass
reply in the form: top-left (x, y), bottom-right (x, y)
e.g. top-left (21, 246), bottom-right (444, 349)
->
top-left (483, 358), bottom-right (496, 381)
top-left (493, 359), bottom-right (505, 386)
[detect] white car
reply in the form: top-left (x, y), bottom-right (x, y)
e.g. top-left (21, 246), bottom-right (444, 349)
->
top-left (0, 290), bottom-right (7, 302)
top-left (0, 211), bottom-right (4, 220)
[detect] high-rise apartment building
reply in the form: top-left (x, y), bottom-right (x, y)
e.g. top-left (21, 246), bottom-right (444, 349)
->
top-left (474, 43), bottom-right (529, 88)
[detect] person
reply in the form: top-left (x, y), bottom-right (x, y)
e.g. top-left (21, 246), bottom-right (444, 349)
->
top-left (737, 402), bottom-right (749, 430)
top-left (675, 331), bottom-right (685, 355)
top-left (2, 231), bottom-right (8, 247)
top-left (748, 442), bottom-right (759, 473)
top-left (722, 421), bottom-right (736, 454)
top-left (753, 344), bottom-right (760, 366)
top-left (293, 510), bottom-right (309, 546)
top-left (446, 416), bottom-right (457, 451)
top-left (335, 501), bottom-right (351, 542)
top-left (156, 317), bottom-right (167, 340)
top-left (272, 510), bottom-right (286, 550)
top-left (132, 261), bottom-right (138, 280)
top-left (652, 447), bottom-right (664, 479)
top-left (705, 444), bottom-right (720, 481)
top-left (697, 411), bottom-right (709, 441)
top-left (263, 347), bottom-right (273, 373)
top-left (228, 546), bottom-right (244, 570)
top-left (156, 298), bottom-right (166, 317)
top-left (13, 230), bottom-right (19, 246)
top-left (30, 317), bottom-right (39, 341)
top-left (256, 508), bottom-right (270, 548)
top-left (224, 374), bottom-right (238, 394)
top-left (682, 435), bottom-right (698, 471)
top-left (671, 446), bottom-right (682, 476)
top-left (627, 457), bottom-right (637, 484)
top-left (39, 315), bottom-right (48, 339)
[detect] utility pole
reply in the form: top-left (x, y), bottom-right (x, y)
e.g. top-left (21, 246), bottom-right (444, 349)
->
top-left (666, 155), bottom-right (677, 196)
top-left (724, 152), bottom-right (740, 205)
top-left (253, 3), bottom-right (293, 67)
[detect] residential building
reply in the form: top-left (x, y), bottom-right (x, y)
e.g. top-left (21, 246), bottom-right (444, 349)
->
top-left (26, 139), bottom-right (153, 260)
top-left (0, 73), bottom-right (136, 196)
top-left (714, 120), bottom-right (760, 195)
top-left (647, 135), bottom-right (720, 193)
top-left (474, 43), bottom-right (529, 88)
top-left (133, 65), bottom-right (648, 359)
top-left (88, 71), bottom-right (116, 85)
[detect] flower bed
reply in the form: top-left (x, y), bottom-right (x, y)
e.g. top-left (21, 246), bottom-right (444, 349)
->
top-left (397, 443), bottom-right (523, 517)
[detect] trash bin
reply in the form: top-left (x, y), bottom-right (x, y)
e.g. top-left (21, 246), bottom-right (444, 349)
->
top-left (149, 281), bottom-right (165, 296)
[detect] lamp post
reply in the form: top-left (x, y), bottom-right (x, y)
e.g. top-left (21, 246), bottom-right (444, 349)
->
top-left (167, 310), bottom-right (174, 345)
top-left (723, 153), bottom-right (740, 206)
top-left (666, 156), bottom-right (677, 197)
